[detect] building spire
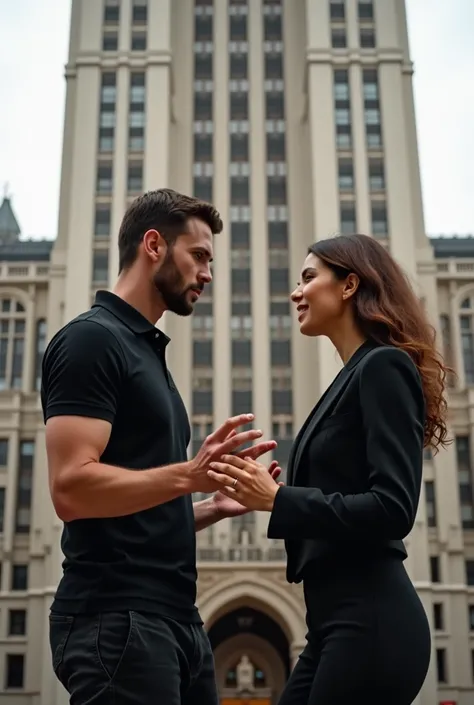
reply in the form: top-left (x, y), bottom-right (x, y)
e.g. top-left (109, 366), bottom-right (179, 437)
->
top-left (0, 185), bottom-right (21, 243)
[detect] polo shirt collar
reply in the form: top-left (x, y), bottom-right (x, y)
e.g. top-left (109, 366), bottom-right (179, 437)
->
top-left (92, 290), bottom-right (170, 344)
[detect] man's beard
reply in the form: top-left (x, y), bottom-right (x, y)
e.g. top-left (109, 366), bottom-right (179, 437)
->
top-left (153, 249), bottom-right (202, 316)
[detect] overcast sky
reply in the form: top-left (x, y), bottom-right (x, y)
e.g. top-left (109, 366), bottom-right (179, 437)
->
top-left (0, 0), bottom-right (472, 240)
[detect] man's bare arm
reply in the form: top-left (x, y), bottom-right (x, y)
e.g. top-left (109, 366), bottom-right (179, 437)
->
top-left (46, 413), bottom-right (261, 522)
top-left (193, 497), bottom-right (224, 532)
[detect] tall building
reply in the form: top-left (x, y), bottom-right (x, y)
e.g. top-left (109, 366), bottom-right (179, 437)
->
top-left (0, 0), bottom-right (472, 703)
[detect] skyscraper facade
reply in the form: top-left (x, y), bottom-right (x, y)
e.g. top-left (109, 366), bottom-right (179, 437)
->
top-left (0, 1), bottom-right (472, 703)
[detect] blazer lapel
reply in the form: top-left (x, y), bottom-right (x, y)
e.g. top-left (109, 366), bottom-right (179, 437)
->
top-left (288, 339), bottom-right (379, 486)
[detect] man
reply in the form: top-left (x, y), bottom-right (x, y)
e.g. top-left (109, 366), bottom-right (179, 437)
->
top-left (42, 189), bottom-right (279, 704)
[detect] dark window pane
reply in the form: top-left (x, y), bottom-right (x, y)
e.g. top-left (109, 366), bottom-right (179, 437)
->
top-left (231, 222), bottom-right (250, 249)
top-left (231, 269), bottom-right (251, 295)
top-left (358, 2), bottom-right (374, 19)
top-left (195, 15), bottom-right (213, 41)
top-left (265, 53), bottom-right (283, 79)
top-left (192, 390), bottom-right (213, 415)
top-left (195, 55), bottom-right (213, 80)
top-left (267, 176), bottom-right (287, 205)
top-left (94, 205), bottom-right (111, 237)
top-left (232, 341), bottom-right (251, 366)
top-left (131, 32), bottom-right (147, 51)
top-left (12, 564), bottom-right (27, 590)
top-left (332, 29), bottom-right (346, 48)
top-left (230, 54), bottom-right (247, 79)
top-left (430, 556), bottom-right (440, 583)
top-left (230, 92), bottom-right (248, 120)
top-left (270, 269), bottom-right (289, 295)
top-left (264, 15), bottom-right (282, 41)
top-left (330, 2), bottom-right (345, 20)
top-left (193, 341), bottom-right (213, 366)
top-left (132, 6), bottom-right (147, 23)
top-left (268, 221), bottom-right (288, 248)
top-left (272, 390), bottom-right (293, 414)
top-left (194, 134), bottom-right (213, 161)
top-left (232, 391), bottom-right (253, 416)
top-left (360, 28), bottom-right (376, 48)
top-left (194, 177), bottom-right (213, 202)
top-left (103, 33), bottom-right (118, 51)
top-left (6, 654), bottom-right (24, 689)
top-left (230, 177), bottom-right (249, 205)
top-left (104, 6), bottom-right (119, 23)
top-left (230, 15), bottom-right (247, 41)
top-left (266, 92), bottom-right (284, 119)
top-left (271, 340), bottom-right (291, 366)
top-left (8, 610), bottom-right (26, 636)
top-left (230, 134), bottom-right (249, 162)
top-left (0, 439), bottom-right (8, 465)
top-left (194, 92), bottom-right (213, 120)
top-left (92, 250), bottom-right (109, 284)
top-left (266, 133), bottom-right (286, 161)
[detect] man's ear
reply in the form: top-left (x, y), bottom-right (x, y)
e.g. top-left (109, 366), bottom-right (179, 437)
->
top-left (142, 229), bottom-right (166, 263)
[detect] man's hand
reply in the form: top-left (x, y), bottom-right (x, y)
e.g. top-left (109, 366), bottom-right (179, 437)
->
top-left (188, 414), bottom-right (274, 493)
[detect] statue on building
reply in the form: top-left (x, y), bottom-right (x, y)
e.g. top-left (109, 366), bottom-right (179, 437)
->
top-left (236, 654), bottom-right (255, 693)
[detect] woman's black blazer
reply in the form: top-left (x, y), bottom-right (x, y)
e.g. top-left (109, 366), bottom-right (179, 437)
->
top-left (267, 339), bottom-right (426, 583)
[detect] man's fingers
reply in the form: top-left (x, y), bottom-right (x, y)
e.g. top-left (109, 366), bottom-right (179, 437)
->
top-left (220, 429), bottom-right (262, 454)
top-left (211, 414), bottom-right (255, 442)
top-left (238, 440), bottom-right (276, 460)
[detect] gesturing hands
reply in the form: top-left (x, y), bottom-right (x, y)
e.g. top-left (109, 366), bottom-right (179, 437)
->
top-left (207, 454), bottom-right (282, 512)
top-left (189, 414), bottom-right (277, 494)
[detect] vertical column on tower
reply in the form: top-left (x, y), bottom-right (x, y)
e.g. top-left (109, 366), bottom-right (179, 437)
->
top-left (306, 0), bottom-right (342, 390)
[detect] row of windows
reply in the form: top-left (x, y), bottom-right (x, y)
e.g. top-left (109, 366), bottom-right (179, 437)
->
top-left (330, 1), bottom-right (374, 22)
top-left (0, 441), bottom-right (35, 535)
top-left (103, 1), bottom-right (147, 27)
top-left (331, 27), bottom-right (375, 49)
top-left (425, 437), bottom-right (474, 529)
top-left (102, 31), bottom-right (147, 52)
top-left (339, 202), bottom-right (388, 237)
top-left (193, 340), bottom-right (291, 368)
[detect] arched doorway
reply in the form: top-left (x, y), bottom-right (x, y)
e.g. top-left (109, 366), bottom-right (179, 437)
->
top-left (208, 606), bottom-right (290, 705)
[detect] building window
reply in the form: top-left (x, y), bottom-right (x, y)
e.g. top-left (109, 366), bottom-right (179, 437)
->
top-left (430, 555), bottom-right (440, 583)
top-left (436, 648), bottom-right (447, 683)
top-left (230, 177), bottom-right (250, 205)
top-left (340, 204), bottom-right (356, 234)
top-left (231, 269), bottom-right (251, 296)
top-left (360, 28), bottom-right (376, 48)
top-left (5, 654), bottom-right (24, 689)
top-left (467, 560), bottom-right (474, 586)
top-left (469, 605), bottom-right (474, 631)
top-left (132, 1), bottom-right (147, 24)
top-left (11, 565), bottom-right (27, 591)
top-left (358, 1), bottom-right (374, 19)
top-left (232, 341), bottom-right (252, 367)
top-left (265, 53), bottom-right (283, 79)
top-left (271, 340), bottom-right (291, 366)
top-left (195, 55), bottom-right (213, 80)
top-left (0, 487), bottom-right (5, 532)
top-left (195, 92), bottom-right (213, 120)
top-left (8, 610), bottom-right (26, 636)
top-left (331, 28), bottom-right (346, 48)
top-left (15, 441), bottom-right (34, 535)
top-left (338, 159), bottom-right (354, 191)
top-left (0, 298), bottom-right (26, 391)
top-left (330, 1), bottom-right (345, 21)
top-left (102, 33), bottom-right (118, 51)
top-left (230, 14), bottom-right (247, 41)
top-left (264, 14), bottom-right (282, 41)
top-left (433, 603), bottom-right (444, 631)
top-left (232, 390), bottom-right (253, 416)
top-left (230, 54), bottom-right (247, 79)
top-left (0, 439), bottom-right (7, 466)
top-left (34, 320), bottom-right (47, 392)
top-left (97, 164), bottom-right (113, 194)
top-left (194, 177), bottom-right (213, 202)
top-left (195, 134), bottom-right (213, 161)
top-left (460, 297), bottom-right (474, 384)
top-left (369, 159), bottom-right (385, 191)
top-left (456, 436), bottom-right (474, 529)
top-left (269, 269), bottom-right (289, 296)
top-left (363, 69), bottom-right (378, 101)
top-left (371, 203), bottom-right (388, 237)
top-left (425, 480), bottom-right (437, 527)
top-left (94, 205), bottom-right (111, 238)
top-left (231, 222), bottom-right (250, 249)
top-left (127, 162), bottom-right (143, 193)
top-left (92, 250), bottom-right (109, 284)
top-left (131, 32), bottom-right (147, 51)
top-left (193, 341), bottom-right (213, 367)
top-left (266, 92), bottom-right (284, 119)
top-left (104, 4), bottom-right (120, 24)
top-left (192, 383), bottom-right (213, 415)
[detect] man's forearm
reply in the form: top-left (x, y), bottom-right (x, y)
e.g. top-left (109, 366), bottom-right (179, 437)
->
top-left (53, 461), bottom-right (193, 522)
top-left (194, 497), bottom-right (225, 532)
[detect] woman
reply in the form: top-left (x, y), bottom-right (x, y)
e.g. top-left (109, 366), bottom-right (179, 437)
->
top-left (208, 234), bottom-right (449, 705)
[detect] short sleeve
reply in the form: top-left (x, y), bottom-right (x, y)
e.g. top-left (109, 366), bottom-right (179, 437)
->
top-left (41, 320), bottom-right (127, 424)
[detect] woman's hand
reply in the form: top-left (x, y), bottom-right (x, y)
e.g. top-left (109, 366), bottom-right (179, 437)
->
top-left (207, 455), bottom-right (282, 512)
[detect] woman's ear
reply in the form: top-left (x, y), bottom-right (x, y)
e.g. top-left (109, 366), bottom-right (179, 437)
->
top-left (342, 273), bottom-right (359, 300)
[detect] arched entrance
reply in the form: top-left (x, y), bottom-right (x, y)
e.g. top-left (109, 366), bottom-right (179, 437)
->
top-left (208, 606), bottom-right (290, 704)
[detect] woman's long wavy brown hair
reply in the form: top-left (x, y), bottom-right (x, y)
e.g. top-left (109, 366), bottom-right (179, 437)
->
top-left (309, 234), bottom-right (451, 452)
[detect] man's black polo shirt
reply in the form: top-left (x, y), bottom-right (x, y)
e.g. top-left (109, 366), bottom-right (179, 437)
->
top-left (41, 290), bottom-right (200, 622)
